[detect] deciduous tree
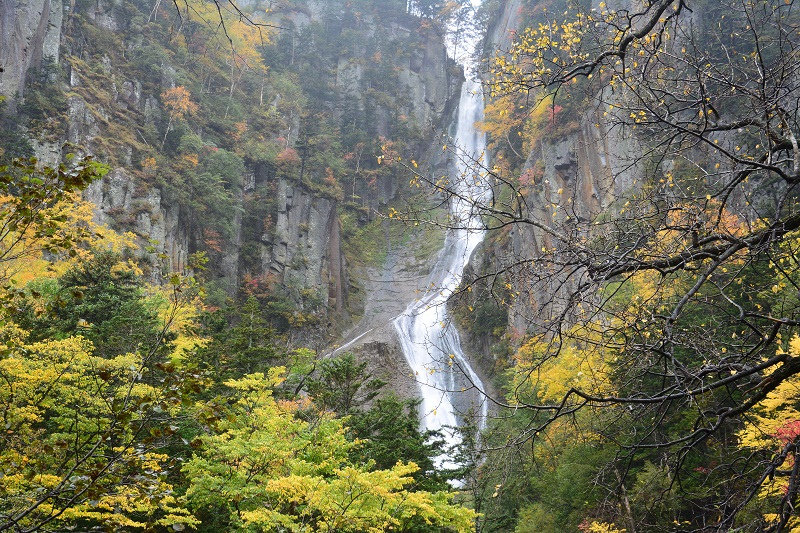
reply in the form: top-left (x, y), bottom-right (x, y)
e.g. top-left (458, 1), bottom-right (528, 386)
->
top-left (0, 155), bottom-right (105, 284)
top-left (161, 86), bottom-right (199, 150)
top-left (183, 370), bottom-right (477, 532)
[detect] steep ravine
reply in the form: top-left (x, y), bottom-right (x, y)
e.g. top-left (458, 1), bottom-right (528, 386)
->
top-left (342, 5), bottom-right (495, 466)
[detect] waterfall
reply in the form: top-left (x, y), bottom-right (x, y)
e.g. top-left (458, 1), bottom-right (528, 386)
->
top-left (393, 77), bottom-right (490, 469)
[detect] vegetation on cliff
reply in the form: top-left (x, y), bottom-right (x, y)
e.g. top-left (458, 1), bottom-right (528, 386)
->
top-left (394, 0), bottom-right (800, 531)
top-left (0, 0), bottom-right (469, 330)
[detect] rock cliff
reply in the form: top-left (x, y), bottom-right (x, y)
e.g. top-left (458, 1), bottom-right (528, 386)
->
top-left (467, 0), bottom-right (645, 347)
top-left (0, 0), bottom-right (62, 98)
top-left (0, 0), bottom-right (462, 334)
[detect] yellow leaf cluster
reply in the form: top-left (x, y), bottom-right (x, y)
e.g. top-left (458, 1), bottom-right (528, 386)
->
top-left (737, 335), bottom-right (800, 529)
top-left (0, 327), bottom-right (196, 531)
top-left (739, 335), bottom-right (800, 450)
top-left (584, 521), bottom-right (626, 533)
top-left (511, 324), bottom-right (617, 405)
top-left (4, 191), bottom-right (138, 286)
top-left (184, 372), bottom-right (477, 532)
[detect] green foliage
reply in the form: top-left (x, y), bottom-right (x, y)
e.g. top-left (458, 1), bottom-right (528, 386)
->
top-left (455, 293), bottom-right (508, 338)
top-left (0, 190), bottom-right (478, 533)
top-left (158, 144), bottom-right (242, 244)
top-left (348, 394), bottom-right (452, 493)
top-left (190, 295), bottom-right (280, 387)
top-left (305, 352), bottom-right (386, 415)
top-left (0, 331), bottom-right (197, 532)
top-left (0, 21), bottom-right (488, 523)
top-left (0, 253), bottom-right (204, 532)
top-left (18, 58), bottom-right (69, 140)
top-left (183, 370), bottom-right (478, 533)
top-left (4, 0), bottom-right (455, 305)
top-left (17, 251), bottom-right (168, 359)
top-left (0, 99), bottom-right (34, 165)
top-left (472, 410), bottom-right (616, 533)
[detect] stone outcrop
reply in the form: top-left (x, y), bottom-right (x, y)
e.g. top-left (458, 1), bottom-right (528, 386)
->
top-left (262, 178), bottom-right (343, 311)
top-left (0, 0), bottom-right (62, 99)
top-left (84, 168), bottom-right (189, 273)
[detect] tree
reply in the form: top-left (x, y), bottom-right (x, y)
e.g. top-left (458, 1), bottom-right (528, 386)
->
top-left (18, 251), bottom-right (169, 359)
top-left (183, 370), bottom-right (477, 533)
top-left (348, 395), bottom-right (453, 493)
top-left (0, 155), bottom-right (105, 283)
top-left (161, 86), bottom-right (199, 150)
top-left (407, 0), bottom-right (467, 21)
top-left (0, 156), bottom-right (204, 530)
top-left (738, 333), bottom-right (800, 532)
top-left (305, 352), bottom-right (386, 415)
top-left (303, 353), bottom-right (454, 495)
top-left (0, 283), bottom-right (200, 532)
top-left (190, 296), bottom-right (281, 386)
top-left (396, 0), bottom-right (800, 529)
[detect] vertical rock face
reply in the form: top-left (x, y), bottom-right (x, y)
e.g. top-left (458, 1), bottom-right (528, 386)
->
top-left (397, 24), bottom-right (456, 129)
top-left (340, 23), bottom-right (454, 135)
top-left (262, 178), bottom-right (338, 310)
top-left (479, 0), bottom-right (644, 337)
top-left (0, 0), bottom-right (62, 98)
top-left (503, 104), bottom-right (642, 333)
top-left (84, 169), bottom-right (189, 273)
top-left (484, 0), bottom-right (523, 55)
top-left (0, 0), bottom-right (459, 328)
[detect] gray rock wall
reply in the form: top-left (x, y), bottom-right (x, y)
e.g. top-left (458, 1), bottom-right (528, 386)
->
top-left (504, 105), bottom-right (642, 334)
top-left (0, 0), bottom-right (62, 98)
top-left (484, 0), bottom-right (522, 56)
top-left (262, 178), bottom-right (339, 310)
top-left (84, 169), bottom-right (189, 273)
top-left (0, 0), bottom-right (460, 326)
top-left (480, 0), bottom-right (644, 337)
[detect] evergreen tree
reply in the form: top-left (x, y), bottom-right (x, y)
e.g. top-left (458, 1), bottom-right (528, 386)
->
top-left (191, 296), bottom-right (281, 386)
top-left (348, 394), bottom-right (452, 493)
top-left (305, 352), bottom-right (386, 415)
top-left (19, 251), bottom-right (167, 359)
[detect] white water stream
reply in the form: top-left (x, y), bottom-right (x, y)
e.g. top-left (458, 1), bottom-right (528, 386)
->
top-left (393, 77), bottom-right (490, 468)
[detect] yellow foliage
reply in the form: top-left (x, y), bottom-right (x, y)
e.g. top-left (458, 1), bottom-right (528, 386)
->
top-left (511, 324), bottom-right (617, 405)
top-left (635, 198), bottom-right (748, 265)
top-left (183, 0), bottom-right (271, 76)
top-left (0, 326), bottom-right (196, 531)
top-left (161, 86), bottom-right (199, 119)
top-left (739, 335), bottom-right (800, 451)
top-left (584, 521), bottom-right (626, 533)
top-left (490, 15), bottom-right (591, 96)
top-left (737, 335), bottom-right (800, 529)
top-left (184, 372), bottom-right (477, 532)
top-left (480, 95), bottom-right (526, 149)
top-left (7, 191), bottom-right (138, 285)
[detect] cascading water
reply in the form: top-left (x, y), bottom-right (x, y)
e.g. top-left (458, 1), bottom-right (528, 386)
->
top-left (393, 77), bottom-right (490, 469)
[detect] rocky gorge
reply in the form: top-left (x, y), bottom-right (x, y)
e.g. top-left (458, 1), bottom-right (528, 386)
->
top-left (0, 0), bottom-right (640, 419)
